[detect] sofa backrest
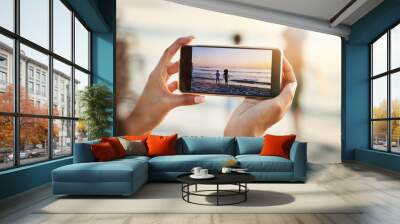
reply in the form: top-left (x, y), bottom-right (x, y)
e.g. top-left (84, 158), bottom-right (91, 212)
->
top-left (235, 137), bottom-right (263, 155)
top-left (73, 139), bottom-right (100, 163)
top-left (177, 136), bottom-right (236, 155)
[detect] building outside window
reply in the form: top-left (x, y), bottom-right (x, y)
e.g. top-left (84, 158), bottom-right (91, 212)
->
top-left (0, 0), bottom-right (91, 170)
top-left (371, 23), bottom-right (400, 154)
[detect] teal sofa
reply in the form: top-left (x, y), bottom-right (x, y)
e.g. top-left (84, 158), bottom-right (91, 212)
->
top-left (52, 136), bottom-right (307, 196)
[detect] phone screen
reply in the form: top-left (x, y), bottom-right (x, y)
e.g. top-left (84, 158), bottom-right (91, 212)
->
top-left (190, 46), bottom-right (273, 97)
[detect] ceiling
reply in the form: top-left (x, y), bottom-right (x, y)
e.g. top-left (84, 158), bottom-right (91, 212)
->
top-left (166, 0), bottom-right (384, 38)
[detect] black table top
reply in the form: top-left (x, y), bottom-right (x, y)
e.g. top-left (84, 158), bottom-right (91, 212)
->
top-left (177, 172), bottom-right (255, 185)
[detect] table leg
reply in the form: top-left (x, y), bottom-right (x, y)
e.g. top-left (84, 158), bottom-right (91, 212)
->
top-left (195, 184), bottom-right (197, 192)
top-left (245, 183), bottom-right (247, 201)
top-left (217, 184), bottom-right (219, 206)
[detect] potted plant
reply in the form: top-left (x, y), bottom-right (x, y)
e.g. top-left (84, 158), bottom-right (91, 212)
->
top-left (79, 84), bottom-right (113, 140)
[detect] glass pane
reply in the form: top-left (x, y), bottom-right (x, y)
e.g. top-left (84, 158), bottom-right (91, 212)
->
top-left (372, 76), bottom-right (387, 119)
top-left (391, 24), bottom-right (400, 70)
top-left (372, 33), bottom-right (387, 76)
top-left (75, 120), bottom-right (88, 143)
top-left (372, 121), bottom-right (388, 151)
top-left (20, 117), bottom-right (49, 165)
top-left (53, 0), bottom-right (72, 60)
top-left (20, 0), bottom-right (49, 49)
top-left (0, 34), bottom-right (14, 112)
top-left (391, 72), bottom-right (400, 118)
top-left (74, 17), bottom-right (89, 69)
top-left (20, 44), bottom-right (49, 115)
top-left (53, 119), bottom-right (72, 157)
top-left (0, 0), bottom-right (14, 31)
top-left (74, 69), bottom-right (89, 118)
top-left (0, 116), bottom-right (13, 170)
top-left (53, 59), bottom-right (72, 117)
top-left (391, 120), bottom-right (400, 153)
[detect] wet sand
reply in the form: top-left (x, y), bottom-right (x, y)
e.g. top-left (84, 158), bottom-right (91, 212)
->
top-left (191, 78), bottom-right (271, 97)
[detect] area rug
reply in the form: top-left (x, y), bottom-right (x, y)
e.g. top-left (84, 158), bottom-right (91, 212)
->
top-left (37, 183), bottom-right (362, 214)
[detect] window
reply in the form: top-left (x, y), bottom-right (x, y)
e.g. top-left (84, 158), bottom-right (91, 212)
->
top-left (371, 23), bottom-right (400, 154)
top-left (0, 0), bottom-right (91, 170)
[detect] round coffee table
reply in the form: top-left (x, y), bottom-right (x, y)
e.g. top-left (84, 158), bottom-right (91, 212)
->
top-left (177, 173), bottom-right (255, 206)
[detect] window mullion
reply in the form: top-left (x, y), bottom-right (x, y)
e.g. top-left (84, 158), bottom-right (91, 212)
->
top-left (388, 30), bottom-right (391, 153)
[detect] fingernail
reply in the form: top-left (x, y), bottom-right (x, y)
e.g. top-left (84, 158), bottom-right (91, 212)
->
top-left (194, 96), bottom-right (205, 104)
top-left (188, 35), bottom-right (195, 39)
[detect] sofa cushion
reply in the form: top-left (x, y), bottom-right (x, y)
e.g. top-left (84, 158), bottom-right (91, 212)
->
top-left (177, 136), bottom-right (235, 155)
top-left (149, 154), bottom-right (235, 172)
top-left (236, 155), bottom-right (293, 172)
top-left (73, 139), bottom-right (100, 163)
top-left (236, 137), bottom-right (263, 155)
top-left (53, 158), bottom-right (147, 183)
top-left (91, 142), bottom-right (118, 161)
top-left (147, 134), bottom-right (178, 157)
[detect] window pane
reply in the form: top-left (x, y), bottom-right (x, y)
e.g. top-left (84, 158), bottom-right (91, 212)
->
top-left (74, 69), bottom-right (89, 117)
top-left (0, 35), bottom-right (14, 112)
top-left (53, 0), bottom-right (72, 60)
top-left (0, 116), bottom-right (13, 170)
top-left (53, 119), bottom-right (72, 157)
top-left (20, 117), bottom-right (49, 165)
top-left (391, 72), bottom-right (400, 118)
top-left (0, 0), bottom-right (14, 31)
top-left (391, 120), bottom-right (400, 153)
top-left (53, 59), bottom-right (72, 117)
top-left (74, 18), bottom-right (89, 69)
top-left (20, 0), bottom-right (49, 48)
top-left (20, 44), bottom-right (49, 115)
top-left (391, 24), bottom-right (400, 70)
top-left (372, 76), bottom-right (387, 119)
top-left (75, 120), bottom-right (88, 143)
top-left (372, 33), bottom-right (387, 76)
top-left (372, 121), bottom-right (388, 151)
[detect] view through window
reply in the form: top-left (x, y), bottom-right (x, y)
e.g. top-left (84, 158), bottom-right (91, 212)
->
top-left (371, 23), bottom-right (400, 153)
top-left (0, 0), bottom-right (91, 170)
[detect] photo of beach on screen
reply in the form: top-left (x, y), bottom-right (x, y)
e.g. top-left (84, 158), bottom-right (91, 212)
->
top-left (191, 47), bottom-right (272, 96)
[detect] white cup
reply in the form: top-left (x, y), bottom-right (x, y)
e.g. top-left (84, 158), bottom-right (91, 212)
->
top-left (200, 169), bottom-right (208, 176)
top-left (191, 167), bottom-right (202, 176)
top-left (221, 167), bottom-right (232, 174)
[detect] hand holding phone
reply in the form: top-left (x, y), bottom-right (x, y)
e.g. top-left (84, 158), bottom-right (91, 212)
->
top-left (179, 45), bottom-right (283, 98)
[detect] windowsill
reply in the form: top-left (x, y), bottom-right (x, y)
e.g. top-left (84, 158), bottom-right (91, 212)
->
top-left (0, 156), bottom-right (72, 176)
top-left (355, 148), bottom-right (400, 172)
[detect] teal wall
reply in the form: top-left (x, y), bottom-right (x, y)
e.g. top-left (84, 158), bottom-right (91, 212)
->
top-left (0, 0), bottom-right (116, 200)
top-left (343, 0), bottom-right (400, 170)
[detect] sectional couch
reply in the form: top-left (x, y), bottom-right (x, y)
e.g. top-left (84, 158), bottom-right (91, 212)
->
top-left (52, 136), bottom-right (307, 196)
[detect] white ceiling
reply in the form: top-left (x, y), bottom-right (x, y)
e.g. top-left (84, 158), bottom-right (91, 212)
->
top-left (166, 0), bottom-right (384, 37)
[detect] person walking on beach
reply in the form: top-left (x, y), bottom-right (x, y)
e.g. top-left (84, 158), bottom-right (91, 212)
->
top-left (215, 70), bottom-right (221, 85)
top-left (223, 69), bottom-right (229, 85)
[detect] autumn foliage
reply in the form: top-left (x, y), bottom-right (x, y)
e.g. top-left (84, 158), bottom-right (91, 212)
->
top-left (0, 84), bottom-right (59, 151)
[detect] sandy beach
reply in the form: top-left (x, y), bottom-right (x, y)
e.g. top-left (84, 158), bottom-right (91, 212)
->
top-left (191, 77), bottom-right (271, 97)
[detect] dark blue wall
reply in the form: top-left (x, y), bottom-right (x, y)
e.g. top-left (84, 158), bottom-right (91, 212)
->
top-left (343, 0), bottom-right (400, 170)
top-left (0, 0), bottom-right (116, 200)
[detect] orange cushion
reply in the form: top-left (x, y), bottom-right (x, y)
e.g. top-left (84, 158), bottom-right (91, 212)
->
top-left (260, 134), bottom-right (296, 159)
top-left (91, 142), bottom-right (118, 161)
top-left (101, 137), bottom-right (127, 158)
top-left (146, 134), bottom-right (178, 157)
top-left (124, 135), bottom-right (148, 141)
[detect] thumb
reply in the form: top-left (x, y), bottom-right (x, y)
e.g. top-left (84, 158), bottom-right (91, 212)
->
top-left (170, 94), bottom-right (205, 107)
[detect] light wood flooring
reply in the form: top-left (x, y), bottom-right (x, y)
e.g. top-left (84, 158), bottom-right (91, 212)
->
top-left (1, 162), bottom-right (400, 224)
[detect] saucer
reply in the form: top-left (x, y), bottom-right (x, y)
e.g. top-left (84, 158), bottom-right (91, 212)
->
top-left (190, 174), bottom-right (215, 179)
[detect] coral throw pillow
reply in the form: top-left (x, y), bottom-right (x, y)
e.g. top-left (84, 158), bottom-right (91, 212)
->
top-left (124, 135), bottom-right (148, 141)
top-left (146, 134), bottom-right (178, 157)
top-left (91, 142), bottom-right (118, 162)
top-left (101, 137), bottom-right (126, 158)
top-left (260, 134), bottom-right (296, 159)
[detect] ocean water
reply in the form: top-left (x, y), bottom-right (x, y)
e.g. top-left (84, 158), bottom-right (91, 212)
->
top-left (192, 65), bottom-right (271, 89)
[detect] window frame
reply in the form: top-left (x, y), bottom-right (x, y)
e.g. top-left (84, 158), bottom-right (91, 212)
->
top-left (370, 20), bottom-right (400, 154)
top-left (0, 0), bottom-right (92, 171)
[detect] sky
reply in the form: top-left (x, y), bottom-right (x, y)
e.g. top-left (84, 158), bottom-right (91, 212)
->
top-left (192, 47), bottom-right (272, 70)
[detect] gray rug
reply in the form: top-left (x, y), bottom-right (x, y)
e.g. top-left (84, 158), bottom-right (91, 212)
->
top-left (38, 183), bottom-right (362, 214)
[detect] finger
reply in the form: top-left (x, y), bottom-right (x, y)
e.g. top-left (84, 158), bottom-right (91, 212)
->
top-left (159, 36), bottom-right (194, 65)
top-left (167, 81), bottom-right (178, 93)
top-left (167, 61), bottom-right (179, 76)
top-left (170, 94), bottom-right (205, 107)
top-left (282, 56), bottom-right (296, 84)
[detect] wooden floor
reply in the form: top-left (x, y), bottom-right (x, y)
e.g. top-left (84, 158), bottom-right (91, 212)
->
top-left (1, 162), bottom-right (400, 224)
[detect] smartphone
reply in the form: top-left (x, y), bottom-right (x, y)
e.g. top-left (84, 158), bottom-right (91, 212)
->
top-left (179, 45), bottom-right (282, 98)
